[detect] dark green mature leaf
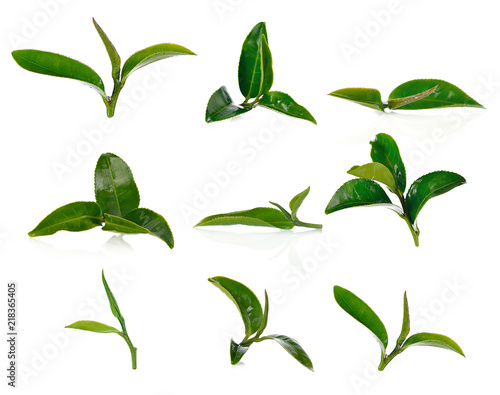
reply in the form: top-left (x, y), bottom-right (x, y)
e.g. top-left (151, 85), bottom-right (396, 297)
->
top-left (208, 276), bottom-right (263, 338)
top-left (401, 332), bottom-right (465, 356)
top-left (94, 153), bottom-right (140, 217)
top-left (334, 286), bottom-right (388, 354)
top-left (396, 292), bottom-right (410, 348)
top-left (121, 43), bottom-right (194, 81)
top-left (289, 187), bottom-right (310, 220)
top-left (101, 270), bottom-right (124, 328)
top-left (206, 86), bottom-right (251, 123)
top-left (260, 34), bottom-right (273, 96)
top-left (388, 79), bottom-right (484, 110)
top-left (66, 320), bottom-right (120, 334)
top-left (325, 179), bottom-right (400, 215)
top-left (230, 339), bottom-right (250, 365)
top-left (387, 85), bottom-right (438, 110)
top-left (93, 18), bottom-right (121, 82)
top-left (260, 335), bottom-right (314, 371)
top-left (28, 201), bottom-right (103, 237)
top-left (328, 88), bottom-right (384, 111)
top-left (370, 133), bottom-right (406, 194)
top-left (348, 163), bottom-right (397, 195)
top-left (195, 207), bottom-right (295, 230)
top-left (259, 91), bottom-right (317, 124)
top-left (406, 171), bottom-right (466, 224)
top-left (12, 49), bottom-right (106, 99)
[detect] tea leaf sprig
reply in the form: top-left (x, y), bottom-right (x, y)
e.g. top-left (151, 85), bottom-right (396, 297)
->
top-left (195, 187), bottom-right (321, 230)
top-left (206, 22), bottom-right (316, 124)
top-left (329, 79), bottom-right (484, 111)
top-left (333, 286), bottom-right (464, 371)
top-left (209, 276), bottom-right (313, 370)
top-left (29, 153), bottom-right (174, 248)
top-left (12, 18), bottom-right (195, 117)
top-left (66, 271), bottom-right (137, 369)
top-left (325, 133), bottom-right (465, 246)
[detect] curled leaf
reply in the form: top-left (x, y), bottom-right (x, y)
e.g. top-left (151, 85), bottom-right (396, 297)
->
top-left (328, 87), bottom-right (384, 111)
top-left (259, 91), bottom-right (316, 124)
top-left (348, 163), bottom-right (397, 195)
top-left (92, 18), bottom-right (121, 82)
top-left (387, 85), bottom-right (438, 110)
top-left (206, 86), bottom-right (251, 123)
top-left (401, 332), bottom-right (465, 356)
top-left (195, 207), bottom-right (294, 230)
top-left (259, 334), bottom-right (314, 371)
top-left (230, 339), bottom-right (250, 365)
top-left (370, 133), bottom-right (406, 194)
top-left (289, 187), bottom-right (310, 220)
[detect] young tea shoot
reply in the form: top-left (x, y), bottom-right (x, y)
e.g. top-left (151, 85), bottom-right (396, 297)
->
top-left (325, 133), bottom-right (465, 246)
top-left (66, 270), bottom-right (137, 369)
top-left (206, 22), bottom-right (316, 124)
top-left (209, 276), bottom-right (313, 370)
top-left (29, 153), bottom-right (174, 248)
top-left (333, 286), bottom-right (464, 371)
top-left (12, 18), bottom-right (195, 117)
top-left (329, 79), bottom-right (484, 112)
top-left (195, 187), bottom-right (322, 230)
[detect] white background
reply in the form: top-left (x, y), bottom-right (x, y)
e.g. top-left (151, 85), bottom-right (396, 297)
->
top-left (1, 0), bottom-right (499, 394)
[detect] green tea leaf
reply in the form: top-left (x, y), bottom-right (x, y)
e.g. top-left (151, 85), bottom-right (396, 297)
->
top-left (260, 34), bottom-right (273, 96)
top-left (208, 276), bottom-right (263, 338)
top-left (66, 320), bottom-right (120, 334)
top-left (255, 290), bottom-right (269, 338)
top-left (101, 270), bottom-right (124, 328)
top-left (406, 171), bottom-right (466, 224)
top-left (230, 339), bottom-right (250, 365)
top-left (334, 286), bottom-right (388, 354)
top-left (121, 43), bottom-right (195, 81)
top-left (260, 334), bottom-right (314, 371)
top-left (347, 163), bottom-right (397, 195)
top-left (388, 79), bottom-right (484, 110)
top-left (29, 201), bottom-right (103, 237)
top-left (206, 86), bottom-right (252, 123)
top-left (370, 133), bottom-right (406, 194)
top-left (259, 91), bottom-right (317, 124)
top-left (401, 332), bottom-right (465, 356)
top-left (328, 88), bottom-right (384, 111)
top-left (289, 187), bottom-right (310, 220)
top-left (94, 153), bottom-right (140, 217)
top-left (387, 85), bottom-right (438, 110)
top-left (12, 49), bottom-right (106, 99)
top-left (268, 202), bottom-right (293, 222)
top-left (195, 207), bottom-right (295, 230)
top-left (396, 292), bottom-right (410, 348)
top-left (92, 18), bottom-right (121, 82)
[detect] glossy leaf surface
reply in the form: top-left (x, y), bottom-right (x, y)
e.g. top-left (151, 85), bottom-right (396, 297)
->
top-left (402, 332), bottom-right (465, 356)
top-left (388, 79), bottom-right (484, 110)
top-left (289, 187), bottom-right (310, 220)
top-left (260, 35), bottom-right (273, 96)
top-left (93, 18), bottom-right (121, 82)
top-left (29, 201), bottom-right (102, 237)
top-left (102, 271), bottom-right (124, 327)
top-left (230, 339), bottom-right (250, 365)
top-left (66, 320), bottom-right (120, 334)
top-left (406, 171), bottom-right (466, 224)
top-left (94, 153), bottom-right (140, 217)
top-left (334, 286), bottom-right (388, 354)
top-left (206, 86), bottom-right (251, 122)
top-left (370, 133), bottom-right (406, 194)
top-left (328, 88), bottom-right (384, 111)
top-left (261, 335), bottom-right (314, 371)
top-left (255, 290), bottom-right (269, 338)
top-left (195, 207), bottom-right (294, 230)
top-left (259, 91), bottom-right (316, 124)
top-left (348, 163), bottom-right (397, 195)
top-left (387, 85), bottom-right (437, 110)
top-left (396, 292), bottom-right (410, 348)
top-left (208, 276), bottom-right (263, 338)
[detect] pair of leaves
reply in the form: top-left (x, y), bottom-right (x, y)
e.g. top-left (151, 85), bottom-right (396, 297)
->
top-left (66, 271), bottom-right (137, 369)
top-left (195, 187), bottom-right (322, 230)
top-left (333, 286), bottom-right (464, 371)
top-left (29, 153), bottom-right (174, 248)
top-left (209, 276), bottom-right (313, 371)
top-left (206, 22), bottom-right (316, 124)
top-left (12, 18), bottom-right (195, 117)
top-left (329, 79), bottom-right (484, 111)
top-left (325, 133), bottom-right (466, 245)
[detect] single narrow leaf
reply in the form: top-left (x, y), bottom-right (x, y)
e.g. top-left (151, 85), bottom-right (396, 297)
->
top-left (94, 153), bottom-right (140, 217)
top-left (93, 18), bottom-right (121, 82)
top-left (370, 133), bottom-right (406, 194)
top-left (348, 163), bottom-right (397, 195)
top-left (260, 335), bottom-right (314, 371)
top-left (401, 332), bottom-right (465, 356)
top-left (66, 320), bottom-right (120, 334)
top-left (388, 79), bottom-right (484, 110)
top-left (238, 22), bottom-right (268, 99)
top-left (28, 201), bottom-right (103, 237)
top-left (259, 91), bottom-right (316, 124)
top-left (102, 213), bottom-right (149, 234)
top-left (121, 43), bottom-right (195, 81)
top-left (334, 286), bottom-right (388, 354)
top-left (101, 270), bottom-right (124, 326)
top-left (268, 202), bottom-right (293, 222)
top-left (255, 290), bottom-right (269, 338)
top-left (396, 292), bottom-right (410, 348)
top-left (406, 171), bottom-right (466, 224)
top-left (289, 187), bottom-right (310, 220)
top-left (325, 179), bottom-right (397, 215)
top-left (206, 86), bottom-right (252, 123)
top-left (230, 339), bottom-right (250, 365)
top-left (387, 85), bottom-right (438, 110)
top-left (12, 49), bottom-right (106, 99)
top-left (260, 34), bottom-right (273, 96)
top-left (328, 88), bottom-right (385, 111)
top-left (208, 276), bottom-right (263, 338)
top-left (195, 207), bottom-right (295, 230)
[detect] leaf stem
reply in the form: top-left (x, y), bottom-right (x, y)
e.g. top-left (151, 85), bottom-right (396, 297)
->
top-left (241, 96), bottom-right (263, 108)
top-left (106, 80), bottom-right (125, 118)
top-left (378, 347), bottom-right (401, 371)
top-left (293, 220), bottom-right (323, 229)
top-left (119, 332), bottom-right (137, 369)
top-left (396, 194), bottom-right (420, 247)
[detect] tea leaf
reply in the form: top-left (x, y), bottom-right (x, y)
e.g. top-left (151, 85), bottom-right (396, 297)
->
top-left (260, 34), bottom-right (273, 96)
top-left (230, 339), bottom-right (250, 365)
top-left (370, 133), bottom-right (406, 194)
top-left (102, 270), bottom-right (124, 327)
top-left (328, 88), bottom-right (384, 111)
top-left (255, 290), bottom-right (269, 338)
top-left (66, 320), bottom-right (120, 334)
top-left (289, 187), bottom-right (310, 220)
top-left (205, 86), bottom-right (251, 122)
top-left (347, 163), bottom-right (397, 195)
top-left (268, 202), bottom-right (293, 222)
top-left (387, 85), bottom-right (437, 110)
top-left (259, 335), bottom-right (314, 371)
top-left (28, 201), bottom-right (103, 237)
top-left (195, 207), bottom-right (295, 230)
top-left (92, 18), bottom-right (121, 82)
top-left (401, 333), bottom-right (465, 356)
top-left (396, 292), bottom-right (410, 348)
top-left (208, 276), bottom-right (263, 338)
top-left (259, 91), bottom-right (317, 124)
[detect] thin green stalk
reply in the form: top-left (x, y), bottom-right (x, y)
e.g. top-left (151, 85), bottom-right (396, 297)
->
top-left (378, 347), bottom-right (401, 371)
top-left (106, 80), bottom-right (125, 117)
top-left (119, 332), bottom-right (137, 370)
top-left (293, 220), bottom-right (323, 229)
top-left (397, 193), bottom-right (420, 247)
